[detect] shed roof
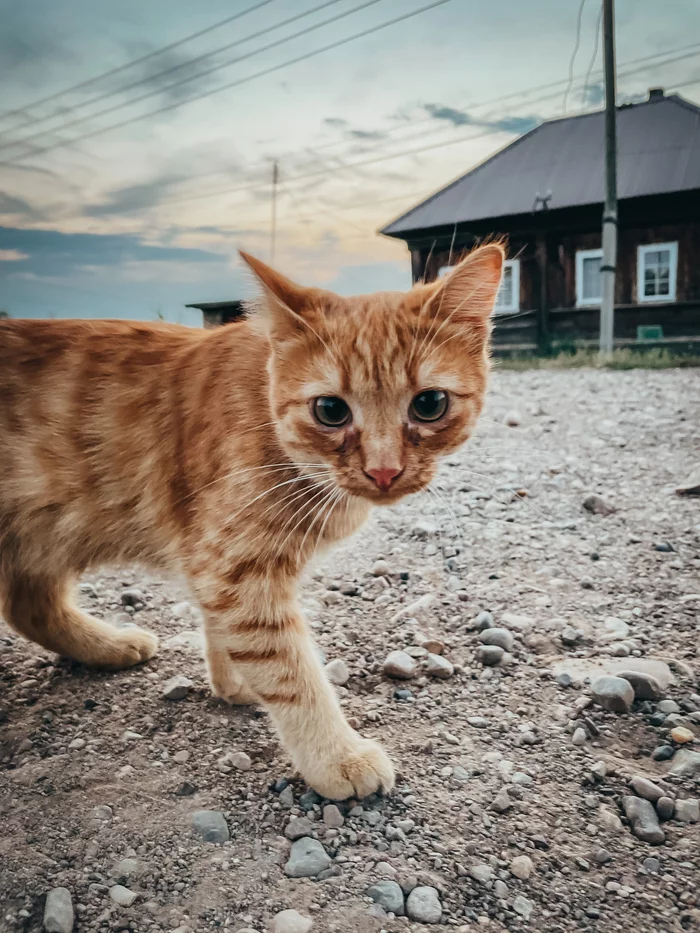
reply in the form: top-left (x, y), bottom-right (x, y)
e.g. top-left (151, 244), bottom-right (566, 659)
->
top-left (381, 92), bottom-right (700, 238)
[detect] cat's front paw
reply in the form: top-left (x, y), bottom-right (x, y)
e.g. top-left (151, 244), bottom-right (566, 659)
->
top-left (302, 738), bottom-right (395, 800)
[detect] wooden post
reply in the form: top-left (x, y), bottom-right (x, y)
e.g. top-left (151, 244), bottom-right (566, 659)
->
top-left (537, 233), bottom-right (550, 354)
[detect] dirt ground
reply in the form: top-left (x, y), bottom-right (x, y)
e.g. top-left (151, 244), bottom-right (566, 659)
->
top-left (1, 367), bottom-right (699, 933)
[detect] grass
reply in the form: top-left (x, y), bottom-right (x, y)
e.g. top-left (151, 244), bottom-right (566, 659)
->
top-left (496, 346), bottom-right (700, 371)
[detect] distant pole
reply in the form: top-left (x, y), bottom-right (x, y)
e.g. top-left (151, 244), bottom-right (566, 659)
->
top-left (599, 0), bottom-right (617, 357)
top-left (270, 159), bottom-right (279, 263)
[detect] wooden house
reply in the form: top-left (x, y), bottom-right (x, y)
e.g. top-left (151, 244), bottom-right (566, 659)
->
top-left (185, 300), bottom-right (245, 329)
top-left (380, 89), bottom-right (700, 354)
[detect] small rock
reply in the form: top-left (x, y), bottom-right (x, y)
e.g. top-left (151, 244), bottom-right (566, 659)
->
top-left (598, 807), bottom-right (623, 832)
top-left (674, 799), bottom-right (699, 823)
top-left (642, 856), bottom-right (661, 874)
top-left (656, 796), bottom-right (675, 821)
top-left (285, 817), bottom-right (315, 841)
top-left (572, 727), bottom-right (587, 746)
top-left (658, 699), bottom-right (680, 714)
top-left (504, 411), bottom-right (521, 427)
top-left (367, 881), bottom-right (405, 916)
top-left (654, 541), bottom-right (674, 552)
top-left (473, 610), bottom-right (494, 630)
top-left (191, 810), bottom-right (229, 843)
top-left (43, 888), bottom-right (74, 933)
top-left (162, 675), bottom-right (193, 701)
top-left (227, 751), bottom-right (252, 771)
top-left (652, 745), bottom-right (675, 762)
top-left (477, 645), bottom-right (504, 666)
top-left (512, 895), bottom-right (534, 920)
top-left (491, 788), bottom-right (512, 813)
top-left (616, 670), bottom-right (663, 701)
top-left (669, 750), bottom-right (700, 778)
top-left (556, 672), bottom-right (573, 688)
top-left (561, 626), bottom-right (583, 647)
top-left (279, 786), bottom-right (295, 809)
top-left (591, 761), bottom-right (607, 779)
top-left (671, 726), bottom-right (695, 744)
top-left (383, 651), bottom-right (418, 680)
top-left (109, 885), bottom-right (137, 907)
top-left (512, 772), bottom-right (533, 787)
top-left (510, 855), bottom-right (534, 880)
top-left (630, 776), bottom-right (664, 803)
top-left (68, 738), bottom-right (86, 750)
top-left (372, 559), bottom-right (391, 576)
top-left (323, 804), bottom-right (344, 829)
top-left (591, 676), bottom-right (635, 713)
top-left (494, 880), bottom-right (509, 899)
top-left (273, 909), bottom-right (313, 933)
top-left (500, 612), bottom-right (534, 634)
top-left (675, 467), bottom-right (700, 497)
top-left (425, 653), bottom-right (454, 679)
top-left (406, 886), bottom-right (442, 924)
top-left (284, 838), bottom-right (331, 878)
top-left (583, 494), bottom-right (615, 516)
top-left (325, 659), bottom-right (350, 686)
top-left (622, 796), bottom-right (665, 845)
top-left (424, 638), bottom-right (445, 655)
top-left (478, 627), bottom-right (514, 651)
top-left (120, 588), bottom-right (144, 607)
top-left (469, 864), bottom-right (494, 885)
top-left (467, 716), bottom-right (489, 729)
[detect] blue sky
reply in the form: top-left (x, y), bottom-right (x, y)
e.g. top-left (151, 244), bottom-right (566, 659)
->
top-left (1, 0), bottom-right (699, 323)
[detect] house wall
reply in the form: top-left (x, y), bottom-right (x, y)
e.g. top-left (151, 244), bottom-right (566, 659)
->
top-left (408, 210), bottom-right (700, 352)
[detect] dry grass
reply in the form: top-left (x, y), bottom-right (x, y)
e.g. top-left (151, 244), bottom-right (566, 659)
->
top-left (496, 346), bottom-right (700, 371)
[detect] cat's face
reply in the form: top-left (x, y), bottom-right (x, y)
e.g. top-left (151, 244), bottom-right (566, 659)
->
top-left (242, 245), bottom-right (503, 505)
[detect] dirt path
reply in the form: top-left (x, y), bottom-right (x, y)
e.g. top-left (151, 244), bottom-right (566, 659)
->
top-left (2, 367), bottom-right (699, 933)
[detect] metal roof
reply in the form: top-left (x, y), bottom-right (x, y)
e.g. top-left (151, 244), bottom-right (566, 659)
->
top-left (185, 300), bottom-right (244, 311)
top-left (381, 93), bottom-right (700, 238)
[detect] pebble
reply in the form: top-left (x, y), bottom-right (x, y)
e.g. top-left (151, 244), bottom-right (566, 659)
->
top-left (557, 672), bottom-right (573, 688)
top-left (642, 857), bottom-right (661, 874)
top-left (191, 810), bottom-right (230, 843)
top-left (425, 653), bottom-right (454, 679)
top-left (510, 855), bottom-right (534, 880)
top-left (591, 675), bottom-right (635, 713)
top-left (669, 750), bottom-right (700, 778)
top-left (512, 894), bottom-right (535, 920)
top-left (372, 559), bottom-right (391, 576)
top-left (656, 797), bottom-right (675, 821)
top-left (468, 716), bottom-right (490, 729)
top-left (512, 772), bottom-right (533, 787)
top-left (478, 627), bottom-right (514, 651)
top-left (109, 885), bottom-right (137, 907)
top-left (322, 804), bottom-right (344, 829)
top-left (469, 864), bottom-right (494, 885)
top-left (491, 788), bottom-right (512, 813)
top-left (629, 776), bottom-right (664, 803)
top-left (162, 675), bottom-right (194, 701)
top-left (494, 880), bottom-right (509, 899)
top-left (473, 610), bottom-right (494, 630)
top-left (284, 838), bottom-right (331, 878)
top-left (477, 645), bottom-right (505, 666)
top-left (658, 699), bottom-right (680, 714)
top-left (68, 738), bottom-right (86, 750)
top-left (367, 880), bottom-right (405, 915)
top-left (652, 745), bottom-right (675, 762)
top-left (325, 659), bottom-right (350, 686)
top-left (622, 796), bottom-right (665, 845)
top-left (285, 817), bottom-right (315, 841)
top-left (504, 410), bottom-right (521, 427)
top-left (43, 888), bottom-right (74, 933)
top-left (383, 651), bottom-right (418, 680)
top-left (273, 909), bottom-right (313, 933)
top-left (674, 799), bottom-right (699, 823)
top-left (670, 726), bottom-right (695, 744)
top-left (279, 786), bottom-right (295, 809)
top-left (616, 670), bottom-right (663, 701)
top-left (583, 493), bottom-right (615, 516)
top-left (406, 886), bottom-right (442, 924)
top-left (227, 751), bottom-right (252, 771)
top-left (572, 727), bottom-right (587, 746)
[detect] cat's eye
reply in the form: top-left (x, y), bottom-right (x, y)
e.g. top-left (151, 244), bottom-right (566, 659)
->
top-left (312, 396), bottom-right (351, 427)
top-left (410, 389), bottom-right (449, 423)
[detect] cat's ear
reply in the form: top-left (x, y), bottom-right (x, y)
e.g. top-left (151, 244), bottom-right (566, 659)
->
top-left (428, 243), bottom-right (504, 323)
top-left (239, 251), bottom-right (314, 338)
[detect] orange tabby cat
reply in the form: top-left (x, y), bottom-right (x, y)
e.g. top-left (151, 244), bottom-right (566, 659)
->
top-left (0, 244), bottom-right (503, 799)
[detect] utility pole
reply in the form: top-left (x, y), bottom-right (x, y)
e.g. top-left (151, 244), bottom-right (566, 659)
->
top-left (599, 0), bottom-right (617, 357)
top-left (270, 159), bottom-right (279, 264)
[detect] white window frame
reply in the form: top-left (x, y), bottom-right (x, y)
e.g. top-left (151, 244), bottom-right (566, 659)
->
top-left (494, 259), bottom-right (520, 314)
top-left (436, 258), bottom-right (520, 315)
top-left (575, 248), bottom-right (603, 307)
top-left (637, 242), bottom-right (678, 303)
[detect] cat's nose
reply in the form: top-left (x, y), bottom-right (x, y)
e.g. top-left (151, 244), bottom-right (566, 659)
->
top-left (365, 466), bottom-right (403, 492)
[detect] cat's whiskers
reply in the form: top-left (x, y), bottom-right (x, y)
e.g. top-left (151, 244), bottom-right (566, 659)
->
top-left (176, 461), bottom-right (326, 507)
top-left (299, 485), bottom-right (346, 556)
top-left (269, 479), bottom-right (338, 557)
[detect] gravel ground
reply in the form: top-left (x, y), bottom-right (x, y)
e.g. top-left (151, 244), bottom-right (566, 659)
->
top-left (1, 367), bottom-right (699, 933)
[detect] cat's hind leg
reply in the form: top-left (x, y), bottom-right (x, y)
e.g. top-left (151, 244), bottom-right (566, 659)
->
top-left (0, 571), bottom-right (158, 669)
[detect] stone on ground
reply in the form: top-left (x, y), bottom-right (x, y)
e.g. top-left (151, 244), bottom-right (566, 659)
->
top-left (43, 888), bottom-right (74, 933)
top-left (406, 886), bottom-right (442, 924)
top-left (367, 880), bottom-right (405, 915)
top-left (191, 810), bottom-right (230, 843)
top-left (284, 838), bottom-right (331, 878)
top-left (273, 909), bottom-right (313, 933)
top-left (591, 675), bottom-right (635, 713)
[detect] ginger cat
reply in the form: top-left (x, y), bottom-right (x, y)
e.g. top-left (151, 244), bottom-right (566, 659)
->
top-left (0, 244), bottom-right (503, 799)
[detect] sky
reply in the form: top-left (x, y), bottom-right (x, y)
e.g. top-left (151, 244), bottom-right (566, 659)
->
top-left (1, 0), bottom-right (699, 324)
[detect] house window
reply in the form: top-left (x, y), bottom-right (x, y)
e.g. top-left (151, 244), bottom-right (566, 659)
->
top-left (576, 249), bottom-right (603, 306)
top-left (436, 258), bottom-right (519, 314)
top-left (638, 242), bottom-right (678, 302)
top-left (494, 259), bottom-right (520, 314)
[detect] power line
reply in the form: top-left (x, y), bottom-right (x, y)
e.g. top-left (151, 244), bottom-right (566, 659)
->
top-left (563, 0), bottom-right (587, 114)
top-left (0, 0), bottom-right (349, 153)
top-left (582, 5), bottom-right (603, 107)
top-left (7, 0), bottom-right (454, 165)
top-left (0, 0), bottom-right (278, 128)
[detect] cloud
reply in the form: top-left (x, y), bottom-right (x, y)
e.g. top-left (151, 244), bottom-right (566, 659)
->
top-left (323, 117), bottom-right (349, 128)
top-left (424, 104), bottom-right (476, 127)
top-left (347, 129), bottom-right (387, 140)
top-left (82, 175), bottom-right (187, 216)
top-left (0, 249), bottom-right (29, 261)
top-left (0, 191), bottom-right (42, 220)
top-left (423, 102), bottom-right (540, 137)
top-left (583, 83), bottom-right (605, 107)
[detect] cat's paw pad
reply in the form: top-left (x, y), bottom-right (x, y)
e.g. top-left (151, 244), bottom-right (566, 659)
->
top-left (306, 738), bottom-right (395, 800)
top-left (208, 675), bottom-right (257, 706)
top-left (108, 628), bottom-right (158, 668)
